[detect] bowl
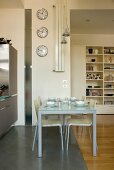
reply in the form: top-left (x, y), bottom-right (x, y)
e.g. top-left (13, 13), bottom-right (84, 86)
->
top-left (76, 100), bottom-right (85, 106)
top-left (70, 97), bottom-right (77, 102)
top-left (46, 101), bottom-right (56, 106)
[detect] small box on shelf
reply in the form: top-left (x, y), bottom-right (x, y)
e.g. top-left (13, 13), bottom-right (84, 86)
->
top-left (86, 73), bottom-right (102, 80)
top-left (104, 74), bottom-right (114, 81)
top-left (104, 101), bottom-right (114, 105)
top-left (86, 89), bottom-right (103, 96)
top-left (104, 47), bottom-right (114, 54)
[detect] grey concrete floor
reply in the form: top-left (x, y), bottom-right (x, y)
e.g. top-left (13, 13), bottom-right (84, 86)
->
top-left (0, 126), bottom-right (87, 170)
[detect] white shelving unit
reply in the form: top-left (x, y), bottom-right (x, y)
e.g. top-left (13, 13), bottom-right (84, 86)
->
top-left (103, 47), bottom-right (114, 105)
top-left (86, 46), bottom-right (114, 106)
top-left (86, 46), bottom-right (103, 105)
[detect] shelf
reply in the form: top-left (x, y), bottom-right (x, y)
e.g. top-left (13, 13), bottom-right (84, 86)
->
top-left (104, 96), bottom-right (114, 97)
top-left (86, 88), bottom-right (103, 89)
top-left (86, 53), bottom-right (103, 55)
top-left (86, 79), bottom-right (103, 81)
top-left (86, 96), bottom-right (103, 97)
top-left (104, 104), bottom-right (114, 106)
top-left (104, 81), bottom-right (114, 82)
top-left (104, 62), bottom-right (114, 64)
top-left (86, 70), bottom-right (103, 73)
top-left (86, 62), bottom-right (103, 64)
top-left (104, 54), bottom-right (114, 56)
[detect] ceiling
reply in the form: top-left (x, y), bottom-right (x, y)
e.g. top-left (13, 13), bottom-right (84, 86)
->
top-left (1, 1), bottom-right (114, 34)
top-left (70, 9), bottom-right (114, 34)
top-left (0, 0), bottom-right (24, 8)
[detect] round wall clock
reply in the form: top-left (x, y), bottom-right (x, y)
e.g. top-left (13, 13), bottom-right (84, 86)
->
top-left (36, 45), bottom-right (48, 57)
top-left (37, 8), bottom-right (48, 20)
top-left (37, 27), bottom-right (48, 38)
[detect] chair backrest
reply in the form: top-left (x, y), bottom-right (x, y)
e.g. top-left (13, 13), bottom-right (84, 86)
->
top-left (81, 96), bottom-right (85, 101)
top-left (83, 99), bottom-right (96, 117)
top-left (34, 96), bottom-right (42, 120)
top-left (89, 99), bottom-right (96, 107)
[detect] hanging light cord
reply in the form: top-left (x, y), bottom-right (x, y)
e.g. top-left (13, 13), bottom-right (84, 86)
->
top-left (62, 0), bottom-right (70, 37)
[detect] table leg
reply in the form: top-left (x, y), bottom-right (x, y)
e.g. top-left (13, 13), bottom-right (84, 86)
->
top-left (60, 115), bottom-right (65, 133)
top-left (93, 112), bottom-right (96, 156)
top-left (38, 111), bottom-right (42, 157)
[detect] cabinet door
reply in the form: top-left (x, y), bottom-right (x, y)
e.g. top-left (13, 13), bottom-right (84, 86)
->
top-left (9, 46), bottom-right (17, 95)
top-left (0, 103), bottom-right (10, 135)
top-left (71, 45), bottom-right (86, 99)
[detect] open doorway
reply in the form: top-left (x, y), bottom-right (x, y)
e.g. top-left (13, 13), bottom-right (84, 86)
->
top-left (70, 9), bottom-right (114, 98)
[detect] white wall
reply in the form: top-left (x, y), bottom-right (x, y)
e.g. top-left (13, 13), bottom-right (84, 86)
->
top-left (0, 0), bottom-right (24, 8)
top-left (71, 45), bottom-right (86, 99)
top-left (30, 0), bottom-right (71, 124)
top-left (0, 9), bottom-right (25, 125)
top-left (0, 0), bottom-right (71, 125)
top-left (70, 0), bottom-right (114, 9)
top-left (71, 34), bottom-right (114, 46)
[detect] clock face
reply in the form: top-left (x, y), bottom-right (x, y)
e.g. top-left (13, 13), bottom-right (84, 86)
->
top-left (36, 45), bottom-right (48, 57)
top-left (37, 8), bottom-right (48, 20)
top-left (37, 27), bottom-right (48, 38)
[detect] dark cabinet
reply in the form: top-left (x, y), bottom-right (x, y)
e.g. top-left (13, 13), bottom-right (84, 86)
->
top-left (0, 96), bottom-right (17, 136)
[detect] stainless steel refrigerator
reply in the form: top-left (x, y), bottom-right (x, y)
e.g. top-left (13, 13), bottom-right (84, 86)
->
top-left (0, 44), bottom-right (17, 136)
top-left (0, 44), bottom-right (17, 96)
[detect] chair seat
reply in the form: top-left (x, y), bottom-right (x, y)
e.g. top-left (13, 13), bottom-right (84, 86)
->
top-left (42, 118), bottom-right (63, 127)
top-left (66, 99), bottom-right (96, 151)
top-left (67, 117), bottom-right (92, 126)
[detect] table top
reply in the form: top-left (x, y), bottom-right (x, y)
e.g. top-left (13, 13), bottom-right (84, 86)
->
top-left (39, 102), bottom-right (96, 115)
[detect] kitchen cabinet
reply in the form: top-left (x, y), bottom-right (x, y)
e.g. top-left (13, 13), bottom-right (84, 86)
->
top-left (0, 96), bottom-right (17, 136)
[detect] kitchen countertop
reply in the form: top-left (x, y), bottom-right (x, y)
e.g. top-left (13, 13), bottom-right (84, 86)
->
top-left (0, 96), bottom-right (10, 101)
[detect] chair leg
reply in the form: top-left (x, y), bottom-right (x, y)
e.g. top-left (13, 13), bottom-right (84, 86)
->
top-left (89, 126), bottom-right (92, 141)
top-left (60, 115), bottom-right (65, 134)
top-left (32, 125), bottom-right (38, 151)
top-left (66, 125), bottom-right (70, 150)
top-left (89, 126), bottom-right (98, 151)
top-left (62, 124), bottom-right (66, 134)
top-left (65, 124), bottom-right (68, 141)
top-left (60, 126), bottom-right (64, 150)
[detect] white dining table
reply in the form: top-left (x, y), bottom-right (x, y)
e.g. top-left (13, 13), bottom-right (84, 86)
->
top-left (38, 101), bottom-right (97, 157)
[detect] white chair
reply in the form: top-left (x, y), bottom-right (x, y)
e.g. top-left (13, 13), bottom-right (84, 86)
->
top-left (64, 96), bottom-right (85, 130)
top-left (65, 99), bottom-right (96, 150)
top-left (32, 97), bottom-right (64, 151)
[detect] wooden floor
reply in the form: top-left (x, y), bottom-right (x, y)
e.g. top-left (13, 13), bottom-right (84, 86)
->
top-left (72, 115), bottom-right (114, 170)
